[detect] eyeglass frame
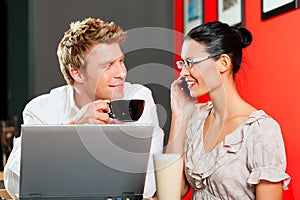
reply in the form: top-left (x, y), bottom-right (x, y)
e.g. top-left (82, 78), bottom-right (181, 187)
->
top-left (176, 54), bottom-right (221, 70)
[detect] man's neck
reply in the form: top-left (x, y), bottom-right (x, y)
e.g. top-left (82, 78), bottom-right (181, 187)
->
top-left (72, 84), bottom-right (93, 109)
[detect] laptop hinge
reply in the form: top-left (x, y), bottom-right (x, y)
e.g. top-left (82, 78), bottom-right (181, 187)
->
top-left (29, 193), bottom-right (43, 199)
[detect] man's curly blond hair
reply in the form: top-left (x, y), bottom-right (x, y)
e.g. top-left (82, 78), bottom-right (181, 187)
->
top-left (57, 17), bottom-right (126, 86)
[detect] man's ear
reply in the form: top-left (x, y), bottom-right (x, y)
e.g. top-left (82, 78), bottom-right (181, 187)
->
top-left (69, 67), bottom-right (85, 83)
top-left (216, 54), bottom-right (231, 73)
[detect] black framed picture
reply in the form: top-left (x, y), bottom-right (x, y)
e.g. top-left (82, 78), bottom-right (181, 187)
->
top-left (262, 0), bottom-right (300, 20)
top-left (184, 0), bottom-right (204, 35)
top-left (217, 0), bottom-right (244, 26)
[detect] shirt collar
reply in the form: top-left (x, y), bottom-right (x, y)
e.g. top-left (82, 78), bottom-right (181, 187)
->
top-left (69, 86), bottom-right (80, 112)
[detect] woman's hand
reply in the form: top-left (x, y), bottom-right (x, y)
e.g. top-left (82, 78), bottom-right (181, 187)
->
top-left (171, 77), bottom-right (196, 119)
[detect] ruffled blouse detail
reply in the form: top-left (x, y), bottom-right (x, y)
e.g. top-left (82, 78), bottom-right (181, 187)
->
top-left (248, 167), bottom-right (290, 190)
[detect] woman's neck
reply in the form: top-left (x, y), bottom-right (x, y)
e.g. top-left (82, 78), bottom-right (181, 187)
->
top-left (209, 76), bottom-right (248, 120)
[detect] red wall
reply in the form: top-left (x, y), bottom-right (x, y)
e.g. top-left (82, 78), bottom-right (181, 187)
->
top-left (175, 0), bottom-right (300, 199)
top-left (242, 1), bottom-right (300, 199)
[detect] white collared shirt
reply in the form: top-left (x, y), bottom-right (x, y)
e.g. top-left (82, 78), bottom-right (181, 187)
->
top-left (4, 82), bottom-right (164, 199)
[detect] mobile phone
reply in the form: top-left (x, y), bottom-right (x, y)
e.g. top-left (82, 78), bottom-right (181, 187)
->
top-left (180, 78), bottom-right (191, 96)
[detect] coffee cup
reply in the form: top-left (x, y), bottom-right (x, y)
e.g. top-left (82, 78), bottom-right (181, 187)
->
top-left (153, 153), bottom-right (183, 200)
top-left (107, 99), bottom-right (145, 122)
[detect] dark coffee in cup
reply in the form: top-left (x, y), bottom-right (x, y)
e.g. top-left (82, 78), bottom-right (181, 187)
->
top-left (108, 99), bottom-right (145, 122)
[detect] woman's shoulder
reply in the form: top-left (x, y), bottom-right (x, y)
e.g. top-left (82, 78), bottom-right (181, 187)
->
top-left (245, 109), bottom-right (282, 141)
top-left (247, 109), bottom-right (280, 127)
top-left (195, 101), bottom-right (213, 112)
top-left (188, 101), bottom-right (213, 122)
top-left (187, 101), bottom-right (213, 131)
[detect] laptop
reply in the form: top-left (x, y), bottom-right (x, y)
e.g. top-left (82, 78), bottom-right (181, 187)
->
top-left (19, 124), bottom-right (154, 200)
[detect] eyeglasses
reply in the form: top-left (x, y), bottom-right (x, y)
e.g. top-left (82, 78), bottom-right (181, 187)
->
top-left (176, 54), bottom-right (220, 70)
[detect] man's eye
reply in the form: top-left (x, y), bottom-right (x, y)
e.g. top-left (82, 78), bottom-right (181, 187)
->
top-left (106, 63), bottom-right (113, 67)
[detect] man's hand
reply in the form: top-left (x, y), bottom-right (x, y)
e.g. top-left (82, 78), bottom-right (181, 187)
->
top-left (69, 100), bottom-right (115, 124)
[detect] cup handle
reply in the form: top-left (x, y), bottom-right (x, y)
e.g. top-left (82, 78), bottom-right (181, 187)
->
top-left (107, 103), bottom-right (115, 119)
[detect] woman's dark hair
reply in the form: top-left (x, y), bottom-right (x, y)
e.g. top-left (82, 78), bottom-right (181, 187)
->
top-left (185, 21), bottom-right (252, 75)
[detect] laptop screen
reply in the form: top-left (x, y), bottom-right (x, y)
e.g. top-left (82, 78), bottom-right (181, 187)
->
top-left (19, 124), bottom-right (153, 200)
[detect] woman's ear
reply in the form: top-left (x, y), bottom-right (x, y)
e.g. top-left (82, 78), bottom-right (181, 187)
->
top-left (216, 54), bottom-right (231, 73)
top-left (69, 67), bottom-right (85, 83)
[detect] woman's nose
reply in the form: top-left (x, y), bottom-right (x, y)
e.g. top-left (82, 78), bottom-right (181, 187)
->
top-left (180, 67), bottom-right (190, 77)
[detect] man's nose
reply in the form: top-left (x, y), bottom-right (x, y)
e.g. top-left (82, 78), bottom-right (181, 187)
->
top-left (114, 63), bottom-right (127, 78)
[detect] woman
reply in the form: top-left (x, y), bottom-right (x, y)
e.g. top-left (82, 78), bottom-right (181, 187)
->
top-left (167, 21), bottom-right (290, 199)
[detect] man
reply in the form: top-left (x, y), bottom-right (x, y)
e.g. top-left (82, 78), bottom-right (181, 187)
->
top-left (4, 17), bottom-right (164, 199)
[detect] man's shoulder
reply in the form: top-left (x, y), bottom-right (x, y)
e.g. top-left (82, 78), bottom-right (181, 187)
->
top-left (124, 82), bottom-right (152, 98)
top-left (24, 85), bottom-right (71, 111)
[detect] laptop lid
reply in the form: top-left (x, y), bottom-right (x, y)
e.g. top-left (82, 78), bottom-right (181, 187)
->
top-left (19, 124), bottom-right (153, 200)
